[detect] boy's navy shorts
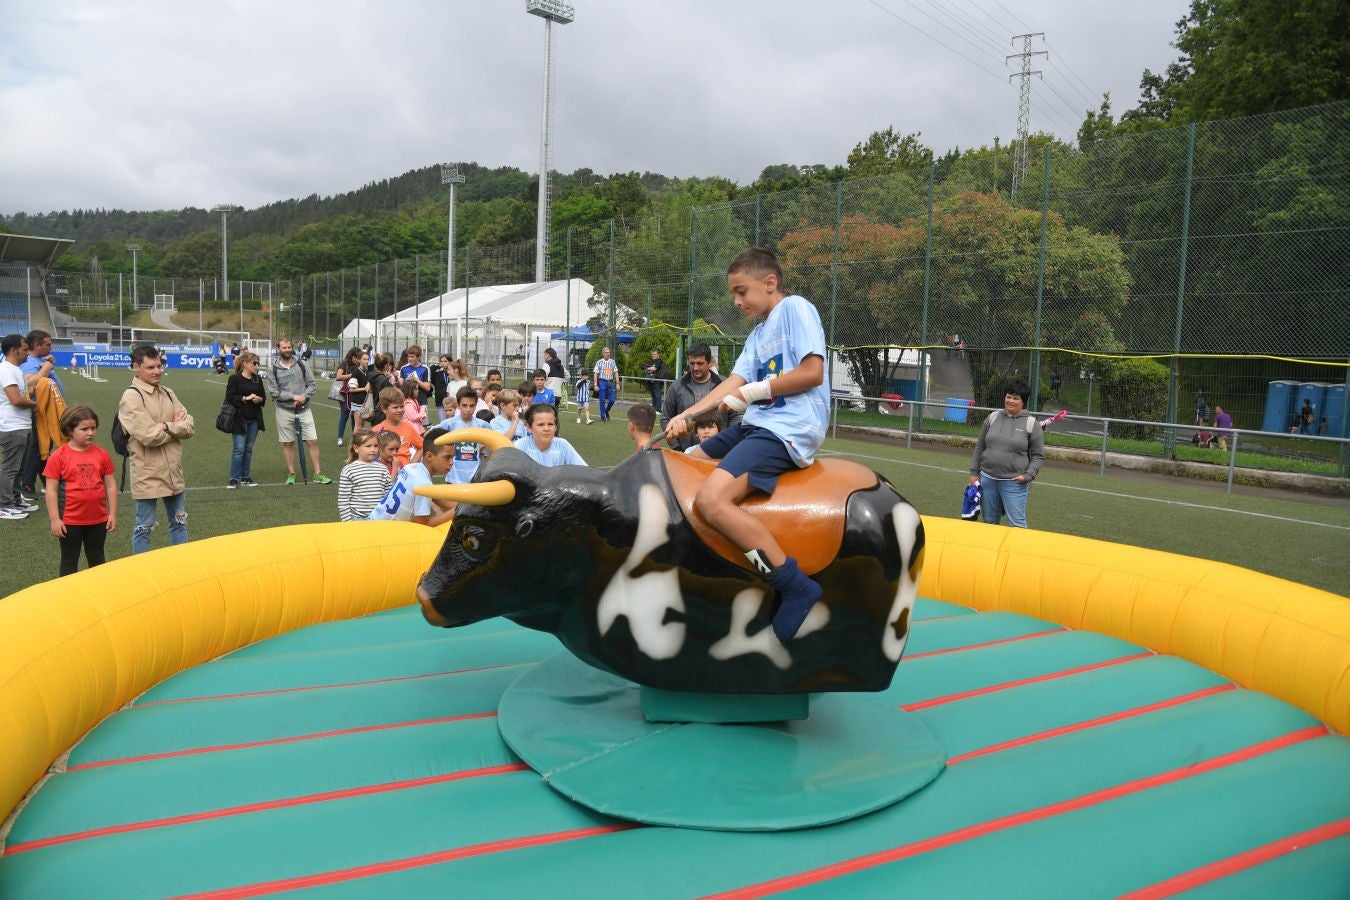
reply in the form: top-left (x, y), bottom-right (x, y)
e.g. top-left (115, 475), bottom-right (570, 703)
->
top-left (696, 422), bottom-right (798, 495)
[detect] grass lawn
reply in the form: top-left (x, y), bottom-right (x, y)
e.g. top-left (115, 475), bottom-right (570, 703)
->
top-left (1, 367), bottom-right (1347, 599)
top-left (834, 408), bottom-right (1344, 476)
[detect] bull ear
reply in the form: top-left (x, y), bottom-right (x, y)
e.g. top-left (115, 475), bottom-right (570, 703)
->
top-left (434, 427), bottom-right (512, 451)
top-left (415, 480), bottom-right (517, 506)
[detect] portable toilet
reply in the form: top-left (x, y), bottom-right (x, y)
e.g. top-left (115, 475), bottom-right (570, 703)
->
top-left (1320, 384), bottom-right (1346, 438)
top-left (1261, 380), bottom-right (1298, 432)
top-left (1293, 383), bottom-right (1327, 434)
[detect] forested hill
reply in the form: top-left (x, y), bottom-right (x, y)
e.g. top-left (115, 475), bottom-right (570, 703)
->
top-left (1, 162), bottom-right (662, 245)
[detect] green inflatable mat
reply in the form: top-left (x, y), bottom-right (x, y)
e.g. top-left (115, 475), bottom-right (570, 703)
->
top-left (2, 597), bottom-right (1346, 898)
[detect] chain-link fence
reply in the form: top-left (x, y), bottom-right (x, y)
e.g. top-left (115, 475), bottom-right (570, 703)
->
top-left (25, 101), bottom-right (1349, 454)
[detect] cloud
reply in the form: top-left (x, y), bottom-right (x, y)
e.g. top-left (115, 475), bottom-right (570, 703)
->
top-left (0, 0), bottom-right (1182, 215)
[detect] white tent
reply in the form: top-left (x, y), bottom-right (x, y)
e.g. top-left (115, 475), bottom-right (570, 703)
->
top-left (364, 279), bottom-right (598, 366)
top-left (336, 317), bottom-right (379, 348)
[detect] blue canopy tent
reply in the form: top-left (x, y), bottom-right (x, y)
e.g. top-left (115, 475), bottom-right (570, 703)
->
top-left (549, 324), bottom-right (636, 344)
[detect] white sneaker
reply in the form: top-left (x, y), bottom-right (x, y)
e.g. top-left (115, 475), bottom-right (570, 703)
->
top-left (19, 501), bottom-right (39, 512)
top-left (336, 438), bottom-right (344, 447)
top-left (0, 507), bottom-right (29, 520)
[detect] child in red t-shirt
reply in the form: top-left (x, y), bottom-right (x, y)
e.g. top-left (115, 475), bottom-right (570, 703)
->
top-left (43, 405), bottom-right (117, 577)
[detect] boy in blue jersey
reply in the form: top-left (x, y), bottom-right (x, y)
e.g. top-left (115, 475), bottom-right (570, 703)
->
top-left (490, 388), bottom-right (528, 440)
top-left (531, 369), bottom-right (557, 408)
top-left (664, 247), bottom-right (831, 642)
top-left (445, 386), bottom-right (484, 484)
top-left (367, 427), bottom-right (455, 525)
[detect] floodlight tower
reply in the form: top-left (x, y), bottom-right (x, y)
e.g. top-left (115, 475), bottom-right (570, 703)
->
top-left (526, 0), bottom-right (574, 284)
top-left (125, 244), bottom-right (140, 340)
top-left (441, 163), bottom-right (466, 358)
top-left (211, 204), bottom-right (237, 331)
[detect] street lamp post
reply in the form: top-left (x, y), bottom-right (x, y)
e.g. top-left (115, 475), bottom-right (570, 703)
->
top-left (125, 244), bottom-right (140, 346)
top-left (211, 204), bottom-right (236, 337)
top-left (441, 164), bottom-right (466, 359)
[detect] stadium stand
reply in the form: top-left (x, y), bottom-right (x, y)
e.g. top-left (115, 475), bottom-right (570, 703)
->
top-left (0, 234), bottom-right (75, 338)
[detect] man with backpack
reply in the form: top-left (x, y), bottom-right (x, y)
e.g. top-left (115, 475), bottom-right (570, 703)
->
top-left (271, 337), bottom-right (331, 485)
top-left (119, 345), bottom-right (194, 553)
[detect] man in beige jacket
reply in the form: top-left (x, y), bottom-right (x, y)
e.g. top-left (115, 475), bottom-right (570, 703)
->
top-left (119, 345), bottom-right (194, 554)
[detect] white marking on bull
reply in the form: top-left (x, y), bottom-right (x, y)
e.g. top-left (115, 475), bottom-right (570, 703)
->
top-left (883, 502), bottom-right (922, 662)
top-left (795, 600), bottom-right (831, 639)
top-left (709, 588), bottom-right (793, 669)
top-left (596, 483), bottom-right (686, 659)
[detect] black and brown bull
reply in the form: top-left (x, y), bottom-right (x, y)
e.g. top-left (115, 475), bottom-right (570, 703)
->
top-left (415, 428), bottom-right (924, 694)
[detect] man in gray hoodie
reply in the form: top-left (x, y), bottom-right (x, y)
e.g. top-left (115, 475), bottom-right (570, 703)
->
top-left (270, 338), bottom-right (331, 484)
top-left (968, 379), bottom-right (1043, 527)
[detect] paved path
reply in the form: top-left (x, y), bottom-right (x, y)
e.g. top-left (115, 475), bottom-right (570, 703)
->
top-left (927, 349), bottom-right (974, 402)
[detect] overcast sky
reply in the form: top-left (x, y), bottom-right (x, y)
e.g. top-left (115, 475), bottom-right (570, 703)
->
top-left (0, 0), bottom-right (1183, 216)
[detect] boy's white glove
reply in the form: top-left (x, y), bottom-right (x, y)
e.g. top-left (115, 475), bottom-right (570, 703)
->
top-left (722, 379), bottom-right (773, 413)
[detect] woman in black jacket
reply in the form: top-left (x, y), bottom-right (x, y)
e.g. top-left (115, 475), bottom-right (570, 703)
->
top-left (336, 347), bottom-right (370, 443)
top-left (225, 351), bottom-right (267, 488)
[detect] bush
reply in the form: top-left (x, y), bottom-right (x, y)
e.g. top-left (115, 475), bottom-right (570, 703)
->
top-left (200, 300), bottom-right (263, 312)
top-left (625, 325), bottom-right (680, 378)
top-left (1094, 357), bottom-right (1169, 439)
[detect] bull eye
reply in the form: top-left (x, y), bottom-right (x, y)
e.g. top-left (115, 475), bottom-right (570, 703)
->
top-left (516, 517), bottom-right (535, 538)
top-left (459, 525), bottom-right (491, 558)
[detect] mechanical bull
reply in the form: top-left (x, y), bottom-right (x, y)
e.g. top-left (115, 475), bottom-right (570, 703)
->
top-left (415, 428), bottom-right (924, 694)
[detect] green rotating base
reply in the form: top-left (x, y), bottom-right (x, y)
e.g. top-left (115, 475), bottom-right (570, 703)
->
top-left (496, 652), bottom-right (947, 831)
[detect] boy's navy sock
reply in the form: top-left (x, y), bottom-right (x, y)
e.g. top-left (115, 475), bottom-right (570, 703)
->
top-left (746, 550), bottom-right (822, 642)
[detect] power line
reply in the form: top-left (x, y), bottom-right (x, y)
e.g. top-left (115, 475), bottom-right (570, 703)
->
top-left (1043, 40), bottom-right (1101, 102)
top-left (942, 0), bottom-right (1008, 48)
top-left (1042, 73), bottom-right (1092, 123)
top-left (1046, 55), bottom-right (1098, 106)
top-left (964, 0), bottom-right (1017, 36)
top-left (868, 0), bottom-right (1010, 83)
top-left (899, 0), bottom-right (1005, 63)
top-left (993, 0), bottom-right (1034, 33)
top-left (918, 0), bottom-right (1005, 55)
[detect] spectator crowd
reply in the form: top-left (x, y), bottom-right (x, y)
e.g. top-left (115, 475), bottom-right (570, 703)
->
top-left (1, 333), bottom-right (735, 580)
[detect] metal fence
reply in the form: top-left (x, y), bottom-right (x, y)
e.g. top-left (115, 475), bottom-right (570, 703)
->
top-left (25, 101), bottom-right (1350, 461)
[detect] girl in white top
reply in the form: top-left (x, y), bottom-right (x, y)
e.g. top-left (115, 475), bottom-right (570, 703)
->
top-left (337, 429), bottom-right (391, 521)
top-left (513, 403), bottom-right (587, 467)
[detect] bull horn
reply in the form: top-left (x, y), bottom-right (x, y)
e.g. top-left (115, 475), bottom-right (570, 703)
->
top-left (434, 427), bottom-right (512, 450)
top-left (414, 480), bottom-right (517, 506)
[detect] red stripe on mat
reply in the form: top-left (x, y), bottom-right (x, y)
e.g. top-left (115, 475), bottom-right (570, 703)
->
top-left (136, 662), bottom-right (535, 706)
top-left (1118, 817), bottom-right (1350, 899)
top-left (703, 726), bottom-right (1329, 899)
top-left (4, 763), bottom-right (528, 856)
top-left (904, 627), bottom-right (1067, 660)
top-left (946, 683), bottom-right (1237, 765)
top-left (172, 823), bottom-right (640, 899)
top-left (901, 651), bottom-right (1155, 712)
top-left (67, 711), bottom-right (496, 771)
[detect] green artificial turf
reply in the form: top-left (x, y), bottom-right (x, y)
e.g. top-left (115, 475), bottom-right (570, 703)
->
top-left (0, 367), bottom-right (1346, 599)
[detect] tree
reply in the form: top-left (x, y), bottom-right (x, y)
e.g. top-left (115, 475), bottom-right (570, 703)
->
top-left (846, 128), bottom-right (934, 177)
top-left (1124, 0), bottom-right (1348, 126)
top-left (777, 191), bottom-right (1132, 404)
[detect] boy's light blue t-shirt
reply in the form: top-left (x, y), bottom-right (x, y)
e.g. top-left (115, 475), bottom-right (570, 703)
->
top-left (513, 434), bottom-right (587, 467)
top-left (446, 414), bottom-right (483, 484)
top-left (368, 461), bottom-right (433, 521)
top-left (732, 293), bottom-right (830, 467)
top-left (490, 415), bottom-right (527, 441)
